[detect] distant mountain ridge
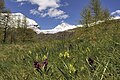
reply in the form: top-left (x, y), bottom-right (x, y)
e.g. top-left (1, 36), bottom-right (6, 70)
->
top-left (3, 13), bottom-right (81, 34)
top-left (1, 10), bottom-right (120, 34)
top-left (111, 10), bottom-right (120, 19)
top-left (1, 13), bottom-right (41, 34)
top-left (38, 10), bottom-right (120, 34)
top-left (10, 13), bottom-right (41, 34)
top-left (39, 23), bottom-right (82, 34)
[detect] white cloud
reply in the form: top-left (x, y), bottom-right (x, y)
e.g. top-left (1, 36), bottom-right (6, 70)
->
top-left (30, 9), bottom-right (40, 15)
top-left (56, 14), bottom-right (69, 19)
top-left (36, 0), bottom-right (60, 11)
top-left (47, 8), bottom-right (69, 19)
top-left (16, 0), bottom-right (27, 2)
top-left (30, 8), bottom-right (69, 19)
top-left (16, 0), bottom-right (69, 19)
top-left (48, 8), bottom-right (65, 17)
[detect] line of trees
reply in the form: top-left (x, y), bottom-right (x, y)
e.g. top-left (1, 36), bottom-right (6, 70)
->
top-left (80, 0), bottom-right (110, 27)
top-left (0, 0), bottom-right (36, 44)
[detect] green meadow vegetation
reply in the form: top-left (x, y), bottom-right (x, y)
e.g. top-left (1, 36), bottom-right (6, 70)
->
top-left (0, 0), bottom-right (120, 80)
top-left (0, 20), bottom-right (120, 80)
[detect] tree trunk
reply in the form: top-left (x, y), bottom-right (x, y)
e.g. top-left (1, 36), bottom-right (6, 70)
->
top-left (3, 15), bottom-right (9, 43)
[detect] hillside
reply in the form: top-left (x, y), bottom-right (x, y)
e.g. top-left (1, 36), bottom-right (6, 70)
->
top-left (0, 13), bottom-right (40, 33)
top-left (0, 20), bottom-right (120, 80)
top-left (37, 19), bottom-right (120, 41)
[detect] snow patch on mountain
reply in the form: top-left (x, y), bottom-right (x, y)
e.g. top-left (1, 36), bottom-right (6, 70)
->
top-left (39, 23), bottom-right (82, 34)
top-left (1, 13), bottom-right (41, 34)
top-left (111, 10), bottom-right (120, 19)
top-left (2, 10), bottom-right (120, 34)
top-left (39, 10), bottom-right (120, 34)
top-left (1, 12), bottom-right (82, 34)
top-left (12, 13), bottom-right (41, 34)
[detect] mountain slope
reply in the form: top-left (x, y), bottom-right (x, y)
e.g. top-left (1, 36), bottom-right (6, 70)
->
top-left (1, 13), bottom-right (41, 34)
top-left (1, 16), bottom-right (120, 80)
top-left (39, 23), bottom-right (82, 34)
top-left (37, 18), bottom-right (120, 41)
top-left (38, 10), bottom-right (120, 34)
top-left (1, 10), bottom-right (120, 34)
top-left (12, 13), bottom-right (41, 34)
top-left (111, 10), bottom-right (120, 19)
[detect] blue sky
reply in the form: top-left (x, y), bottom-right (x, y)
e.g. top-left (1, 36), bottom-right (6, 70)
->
top-left (4, 0), bottom-right (120, 30)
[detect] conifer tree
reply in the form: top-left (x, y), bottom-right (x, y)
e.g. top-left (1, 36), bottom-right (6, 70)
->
top-left (0, 0), bottom-right (5, 24)
top-left (0, 0), bottom-right (5, 12)
top-left (0, 0), bottom-right (12, 43)
top-left (22, 16), bottom-right (28, 42)
top-left (3, 10), bottom-right (11, 43)
top-left (80, 7), bottom-right (92, 27)
top-left (102, 9), bottom-right (110, 20)
top-left (89, 0), bottom-right (103, 23)
top-left (80, 0), bottom-right (110, 27)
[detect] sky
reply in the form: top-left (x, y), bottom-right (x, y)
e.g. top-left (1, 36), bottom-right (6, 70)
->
top-left (4, 0), bottom-right (120, 30)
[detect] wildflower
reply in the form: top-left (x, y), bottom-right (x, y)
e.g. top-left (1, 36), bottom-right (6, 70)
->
top-left (64, 52), bottom-right (70, 58)
top-left (42, 55), bottom-right (47, 60)
top-left (42, 55), bottom-right (48, 66)
top-left (87, 58), bottom-right (96, 71)
top-left (36, 53), bottom-right (39, 60)
top-left (59, 53), bottom-right (63, 58)
top-left (29, 50), bottom-right (32, 54)
top-left (34, 59), bottom-right (48, 71)
top-left (34, 61), bottom-right (40, 69)
top-left (69, 64), bottom-right (76, 73)
top-left (69, 44), bottom-right (73, 51)
top-left (42, 59), bottom-right (48, 71)
top-left (88, 58), bottom-right (94, 65)
top-left (81, 67), bottom-right (85, 71)
top-left (42, 59), bottom-right (48, 67)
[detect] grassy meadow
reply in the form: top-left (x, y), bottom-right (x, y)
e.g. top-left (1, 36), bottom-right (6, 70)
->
top-left (0, 20), bottom-right (120, 80)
